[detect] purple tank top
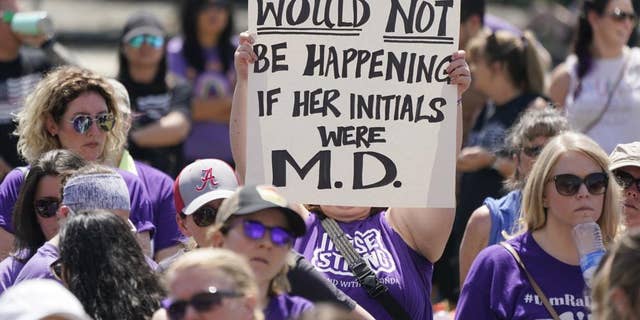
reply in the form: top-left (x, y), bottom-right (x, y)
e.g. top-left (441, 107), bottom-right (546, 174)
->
top-left (294, 211), bottom-right (433, 320)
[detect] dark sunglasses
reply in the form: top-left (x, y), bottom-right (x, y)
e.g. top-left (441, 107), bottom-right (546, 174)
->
top-left (552, 172), bottom-right (608, 196)
top-left (34, 197), bottom-right (60, 218)
top-left (240, 220), bottom-right (293, 247)
top-left (613, 170), bottom-right (640, 191)
top-left (50, 259), bottom-right (63, 282)
top-left (166, 287), bottom-right (242, 320)
top-left (67, 113), bottom-right (115, 135)
top-left (522, 145), bottom-right (544, 158)
top-left (180, 206), bottom-right (218, 227)
top-left (128, 34), bottom-right (165, 48)
top-left (608, 8), bottom-right (638, 23)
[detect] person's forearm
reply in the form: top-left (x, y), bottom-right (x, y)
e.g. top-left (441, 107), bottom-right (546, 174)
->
top-left (230, 81), bottom-right (248, 183)
top-left (191, 97), bottom-right (232, 122)
top-left (131, 112), bottom-right (190, 147)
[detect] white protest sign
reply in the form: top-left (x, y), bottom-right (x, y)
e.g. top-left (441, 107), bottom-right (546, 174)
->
top-left (246, 0), bottom-right (460, 208)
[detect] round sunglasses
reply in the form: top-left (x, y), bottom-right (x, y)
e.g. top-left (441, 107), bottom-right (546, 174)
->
top-left (66, 113), bottom-right (115, 135)
top-left (551, 172), bottom-right (608, 196)
top-left (165, 287), bottom-right (243, 320)
top-left (179, 205), bottom-right (218, 227)
top-left (238, 220), bottom-right (293, 247)
top-left (128, 34), bottom-right (165, 49)
top-left (613, 170), bottom-right (640, 191)
top-left (34, 197), bottom-right (60, 218)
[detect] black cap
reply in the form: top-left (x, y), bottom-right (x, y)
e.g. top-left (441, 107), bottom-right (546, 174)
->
top-left (216, 185), bottom-right (306, 237)
top-left (121, 11), bottom-right (165, 43)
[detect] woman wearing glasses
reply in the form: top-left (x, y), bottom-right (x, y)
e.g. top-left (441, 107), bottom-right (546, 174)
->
top-left (161, 248), bottom-right (263, 320)
top-left (0, 149), bottom-right (85, 294)
top-left (0, 66), bottom-right (155, 261)
top-left (55, 209), bottom-right (164, 320)
top-left (456, 132), bottom-right (620, 319)
top-left (117, 12), bottom-right (191, 178)
top-left (459, 108), bottom-right (569, 285)
top-left (208, 185), bottom-right (313, 319)
top-left (167, 0), bottom-right (237, 166)
top-left (549, 0), bottom-right (640, 153)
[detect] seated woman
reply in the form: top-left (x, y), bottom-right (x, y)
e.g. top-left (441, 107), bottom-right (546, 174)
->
top-left (456, 132), bottom-right (620, 319)
top-left (0, 149), bottom-right (85, 294)
top-left (55, 209), bottom-right (164, 319)
top-left (459, 108), bottom-right (569, 284)
top-left (161, 248), bottom-right (263, 320)
top-left (209, 185), bottom-right (313, 319)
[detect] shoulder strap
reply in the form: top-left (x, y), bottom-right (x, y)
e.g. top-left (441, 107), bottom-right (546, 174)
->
top-left (318, 215), bottom-right (411, 320)
top-left (500, 242), bottom-right (560, 320)
top-left (581, 54), bottom-right (630, 133)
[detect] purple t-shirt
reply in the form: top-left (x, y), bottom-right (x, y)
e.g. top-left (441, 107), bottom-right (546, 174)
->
top-left (13, 242), bottom-right (58, 283)
top-left (456, 232), bottom-right (590, 319)
top-left (167, 37), bottom-right (235, 163)
top-left (294, 211), bottom-right (433, 320)
top-left (264, 294), bottom-right (313, 320)
top-left (134, 161), bottom-right (183, 251)
top-left (0, 250), bottom-right (28, 295)
top-left (13, 241), bottom-right (159, 286)
top-left (0, 167), bottom-right (155, 235)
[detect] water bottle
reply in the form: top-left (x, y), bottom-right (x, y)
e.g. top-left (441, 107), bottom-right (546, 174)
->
top-left (572, 222), bottom-right (606, 288)
top-left (2, 11), bottom-right (54, 38)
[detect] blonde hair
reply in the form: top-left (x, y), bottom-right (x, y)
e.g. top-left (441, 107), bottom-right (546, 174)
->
top-left (466, 30), bottom-right (546, 95)
top-left (14, 66), bottom-right (126, 166)
top-left (519, 132), bottom-right (620, 243)
top-left (592, 231), bottom-right (640, 319)
top-left (166, 248), bottom-right (264, 320)
top-left (208, 221), bottom-right (292, 296)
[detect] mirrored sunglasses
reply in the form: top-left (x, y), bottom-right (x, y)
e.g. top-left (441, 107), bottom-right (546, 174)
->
top-left (34, 197), bottom-right (60, 218)
top-left (241, 220), bottom-right (293, 247)
top-left (608, 8), bottom-right (638, 23)
top-left (67, 113), bottom-right (115, 135)
top-left (166, 287), bottom-right (242, 320)
top-left (128, 34), bottom-right (165, 48)
top-left (552, 172), bottom-right (608, 196)
top-left (613, 170), bottom-right (640, 191)
top-left (522, 145), bottom-right (544, 158)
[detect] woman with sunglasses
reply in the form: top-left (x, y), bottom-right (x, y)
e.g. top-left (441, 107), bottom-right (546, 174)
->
top-left (232, 31), bottom-right (470, 320)
top-left (167, 0), bottom-right (236, 166)
top-left (549, 0), bottom-right (640, 153)
top-left (55, 209), bottom-right (164, 320)
top-left (160, 248), bottom-right (263, 320)
top-left (608, 141), bottom-right (640, 229)
top-left (459, 108), bottom-right (569, 285)
top-left (0, 66), bottom-right (156, 260)
top-left (208, 185), bottom-right (313, 319)
top-left (117, 12), bottom-right (191, 178)
top-left (0, 149), bottom-right (85, 294)
top-left (456, 132), bottom-right (620, 319)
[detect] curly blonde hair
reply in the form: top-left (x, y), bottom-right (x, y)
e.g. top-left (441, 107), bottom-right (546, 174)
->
top-left (14, 66), bottom-right (126, 165)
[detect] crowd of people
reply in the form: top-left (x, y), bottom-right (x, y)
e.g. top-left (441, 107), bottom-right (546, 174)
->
top-left (1, 0), bottom-right (640, 319)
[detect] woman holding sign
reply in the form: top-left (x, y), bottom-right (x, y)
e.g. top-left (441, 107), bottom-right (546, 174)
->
top-left (230, 32), bottom-right (470, 320)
